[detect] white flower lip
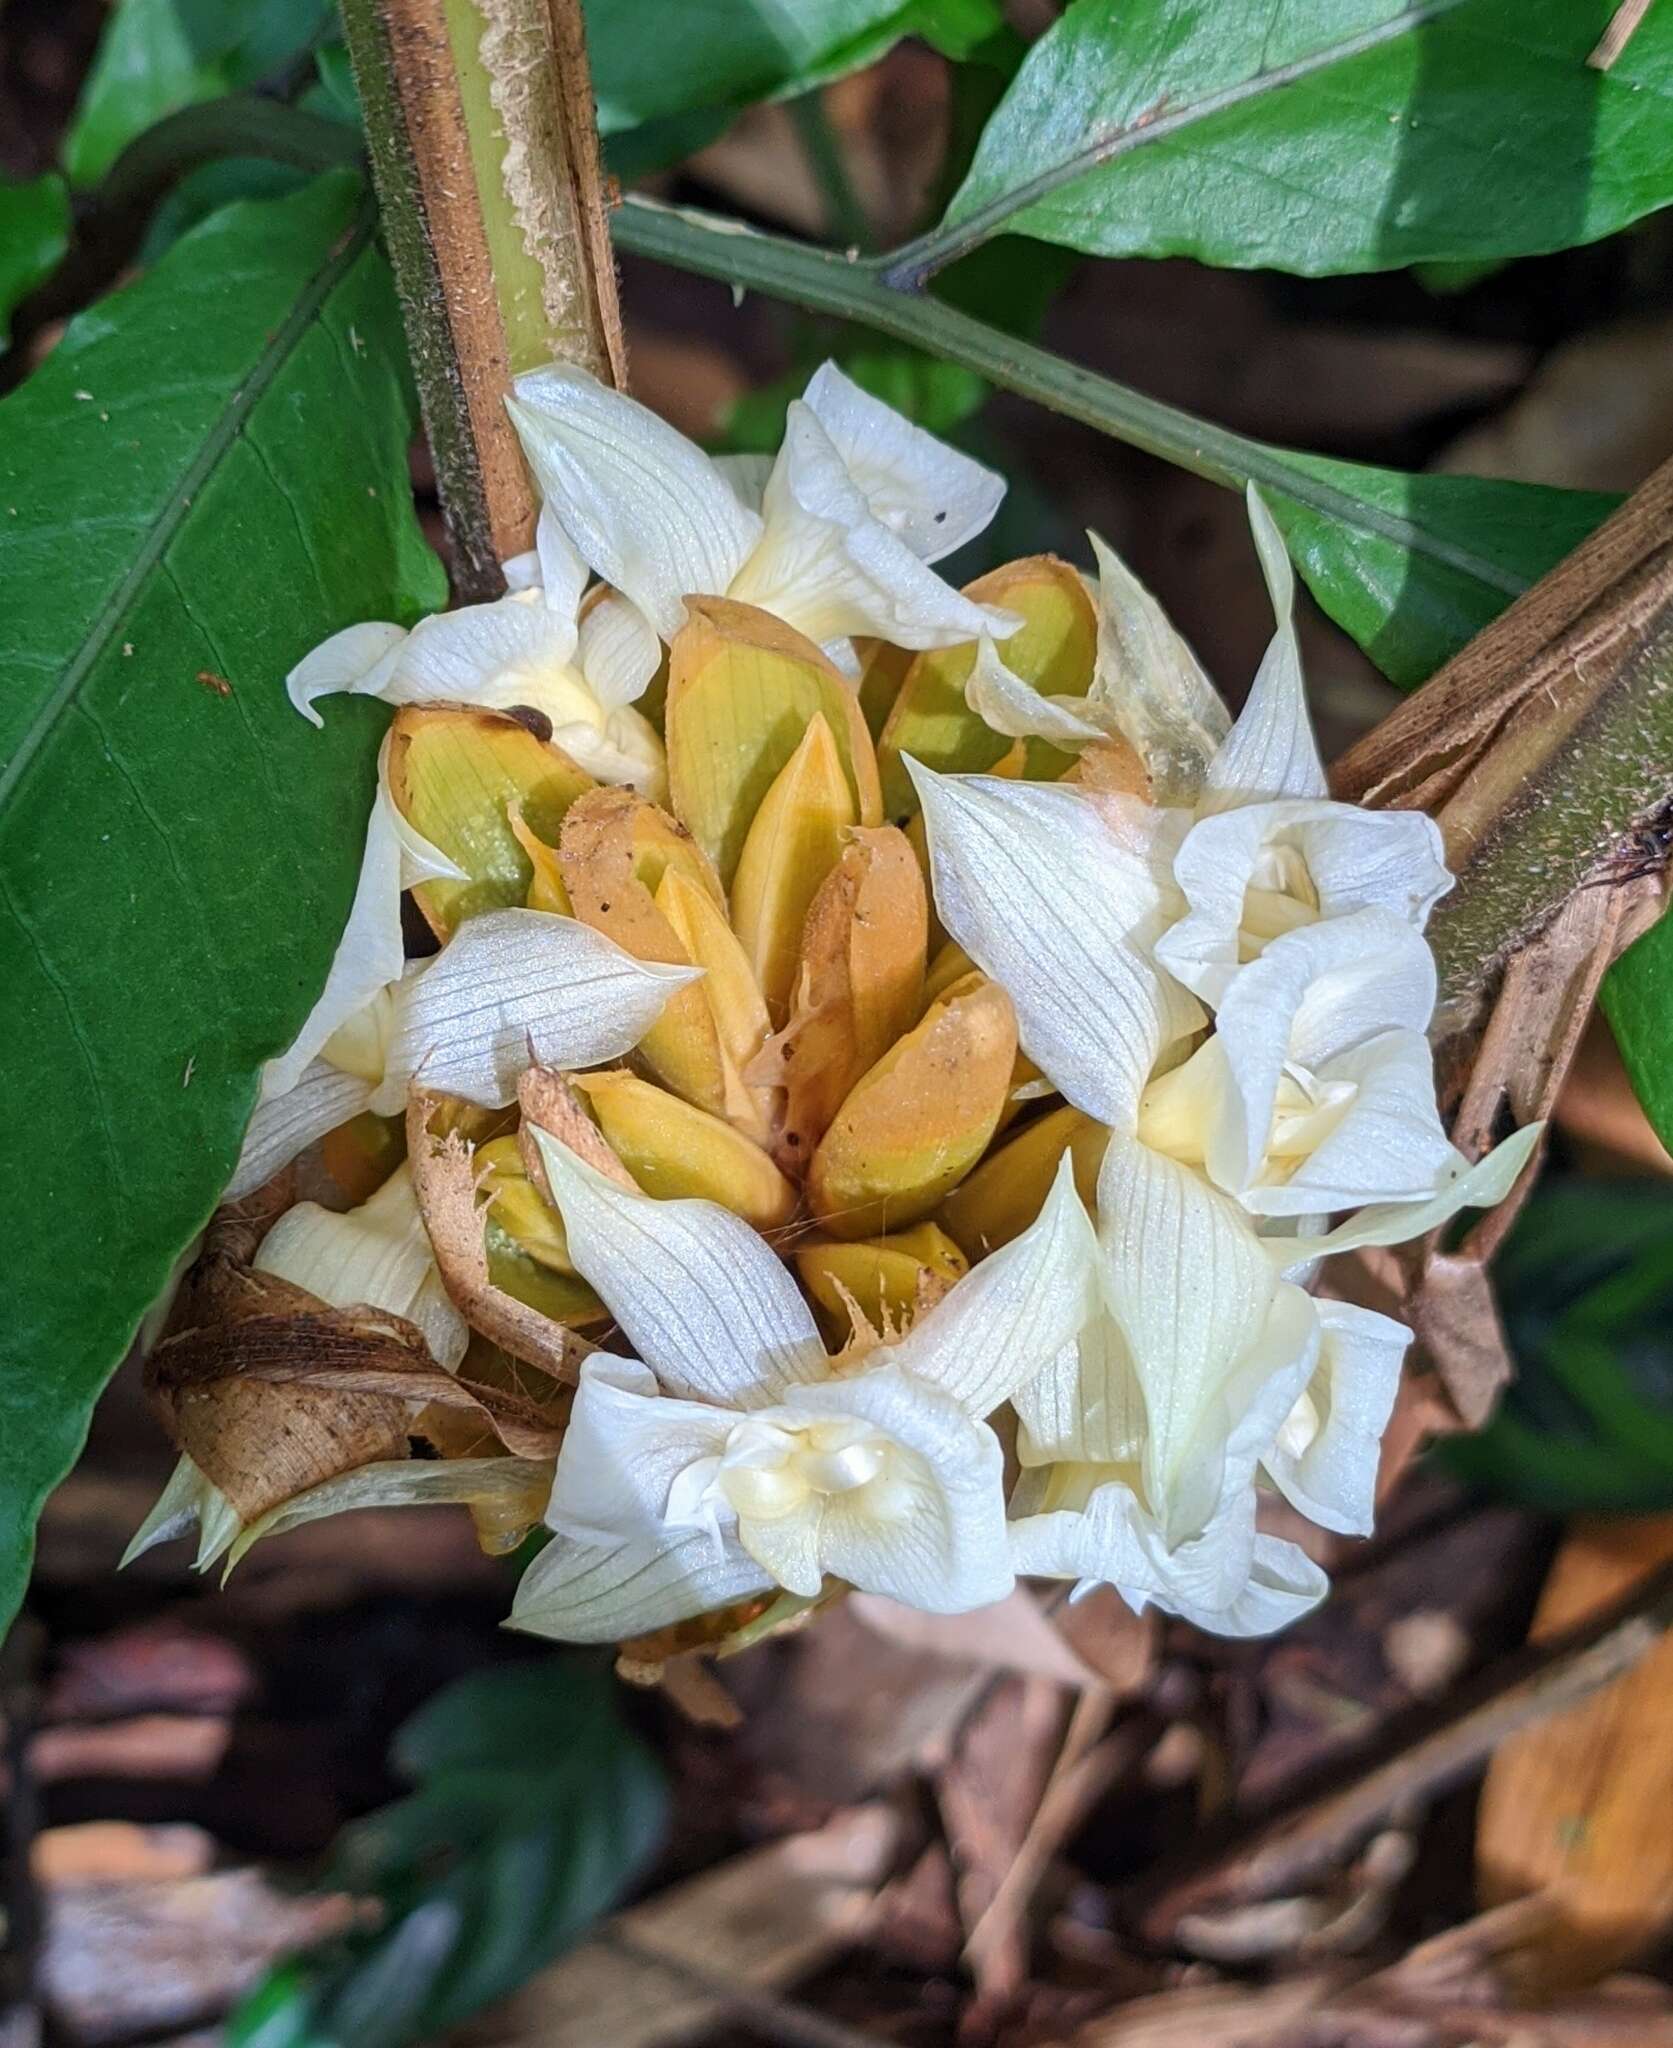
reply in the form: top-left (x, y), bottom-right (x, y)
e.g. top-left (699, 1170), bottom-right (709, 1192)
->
top-left (512, 1140), bottom-right (1097, 1640)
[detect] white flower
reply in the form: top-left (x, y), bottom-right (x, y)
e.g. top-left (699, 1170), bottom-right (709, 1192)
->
top-left (287, 506), bottom-right (666, 799)
top-left (511, 1140), bottom-right (1099, 1644)
top-left (505, 360), bottom-right (1020, 658)
top-left (229, 891), bottom-right (698, 1201)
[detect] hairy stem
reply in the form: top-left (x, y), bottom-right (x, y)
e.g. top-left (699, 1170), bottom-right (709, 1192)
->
top-left (341, 0), bottom-right (622, 593)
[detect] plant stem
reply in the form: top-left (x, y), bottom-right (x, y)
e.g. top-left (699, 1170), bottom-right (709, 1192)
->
top-left (341, 0), bottom-right (622, 593)
top-left (613, 195), bottom-right (1518, 597)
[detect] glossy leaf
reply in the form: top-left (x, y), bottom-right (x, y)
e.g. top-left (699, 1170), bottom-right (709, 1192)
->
top-left (939, 0), bottom-right (1673, 279)
top-left (1601, 913), bottom-right (1673, 1157)
top-left (0, 174), bottom-right (445, 1631)
top-left (227, 1659), bottom-right (666, 2048)
top-left (0, 176), bottom-right (70, 347)
top-left (62, 0), bottom-right (335, 186)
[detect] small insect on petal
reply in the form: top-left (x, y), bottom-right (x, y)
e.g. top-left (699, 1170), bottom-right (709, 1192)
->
top-left (385, 705), bottom-right (595, 936)
top-left (877, 556), bottom-right (1097, 821)
top-left (571, 1070), bottom-right (798, 1231)
top-left (808, 972), bottom-right (1018, 1239)
top-left (665, 597), bottom-right (881, 885)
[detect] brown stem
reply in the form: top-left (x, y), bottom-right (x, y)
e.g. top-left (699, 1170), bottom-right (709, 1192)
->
top-left (341, 0), bottom-right (624, 596)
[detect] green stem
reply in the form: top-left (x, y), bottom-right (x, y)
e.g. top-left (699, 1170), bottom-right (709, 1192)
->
top-left (613, 195), bottom-right (1518, 595)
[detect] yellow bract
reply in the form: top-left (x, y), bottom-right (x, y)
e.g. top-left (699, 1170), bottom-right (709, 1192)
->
top-left (666, 598), bottom-right (881, 884)
top-left (387, 705), bottom-right (595, 935)
top-left (877, 555), bottom-right (1097, 820)
top-left (793, 1222), bottom-right (969, 1348)
top-left (939, 1103), bottom-right (1110, 1258)
top-left (807, 972), bottom-right (1018, 1239)
top-left (475, 1135), bottom-right (607, 1326)
top-left (572, 1070), bottom-right (797, 1230)
top-left (730, 713), bottom-right (857, 1026)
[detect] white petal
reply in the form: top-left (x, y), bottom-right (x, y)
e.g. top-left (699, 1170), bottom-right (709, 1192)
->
top-left (1248, 1030), bottom-right (1455, 1219)
top-left (529, 1130), bottom-right (826, 1407)
top-left (253, 1164), bottom-right (468, 1370)
top-left (714, 451), bottom-right (774, 513)
top-left (1086, 531), bottom-right (1228, 804)
top-left (228, 1456), bottom-right (549, 1570)
top-left (1278, 1122), bottom-right (1544, 1269)
top-left (782, 1368), bottom-right (1014, 1613)
top-left (729, 403), bottom-right (1020, 651)
top-left (909, 767), bottom-right (1204, 1130)
top-left (537, 501), bottom-right (591, 618)
top-left (287, 621), bottom-right (408, 726)
top-left (546, 706), bottom-right (668, 800)
top-left (884, 1152), bottom-right (1100, 1415)
top-left (1200, 486), bottom-right (1326, 809)
top-left (963, 632), bottom-right (1105, 747)
top-left (577, 589), bottom-right (662, 708)
top-left (1265, 1299), bottom-right (1408, 1536)
top-left (544, 1353), bottom-right (737, 1546)
top-left (1014, 1315), bottom-right (1147, 1469)
top-left (1197, 1534), bottom-right (1329, 1635)
top-left (377, 907), bottom-right (698, 1110)
top-left (227, 1059), bottom-right (373, 1202)
top-left (510, 1525), bottom-right (774, 1645)
top-left (385, 590), bottom-right (582, 706)
top-left (1097, 1135), bottom-right (1315, 1543)
top-left (1158, 798), bottom-right (1454, 1007)
top-left (802, 359), bottom-right (1005, 562)
top-left (508, 365), bottom-right (761, 639)
top-left (1203, 911), bottom-right (1439, 1202)
top-left (261, 771), bottom-right (407, 1099)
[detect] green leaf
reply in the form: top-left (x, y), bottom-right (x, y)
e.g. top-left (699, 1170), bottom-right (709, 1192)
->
top-left (63, 0), bottom-right (333, 187)
top-left (0, 172), bottom-right (445, 1633)
top-left (927, 0), bottom-right (1673, 280)
top-left (1601, 911), bottom-right (1673, 1155)
top-left (0, 175), bottom-right (71, 348)
top-left (1262, 458), bottom-right (1621, 689)
top-left (228, 1660), bottom-right (666, 2048)
top-left (1446, 1179), bottom-right (1673, 1512)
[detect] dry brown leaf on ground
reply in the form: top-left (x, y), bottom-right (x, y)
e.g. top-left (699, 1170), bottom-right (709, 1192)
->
top-left (1477, 1515), bottom-right (1673, 1993)
top-left (850, 1585), bottom-right (1152, 1693)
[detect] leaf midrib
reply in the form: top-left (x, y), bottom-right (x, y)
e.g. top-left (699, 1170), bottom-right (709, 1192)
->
top-left (0, 192), bottom-right (377, 812)
top-left (897, 0), bottom-right (1468, 278)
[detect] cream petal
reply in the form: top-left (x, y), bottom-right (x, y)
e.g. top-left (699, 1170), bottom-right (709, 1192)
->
top-left (1205, 911), bottom-right (1439, 1199)
top-left (510, 1524), bottom-right (774, 1645)
top-left (576, 589), bottom-right (662, 708)
top-left (227, 1058), bottom-right (374, 1202)
top-left (1086, 530), bottom-right (1228, 804)
top-left (1200, 487), bottom-right (1327, 810)
top-left (1097, 1135), bottom-right (1313, 1544)
top-left (228, 1456), bottom-right (551, 1571)
top-left (1158, 798), bottom-right (1453, 1006)
top-left (121, 1453), bottom-right (240, 1570)
top-left (547, 706), bottom-right (668, 800)
top-left (254, 1164), bottom-right (468, 1370)
top-left (714, 451), bottom-right (774, 513)
top-left (1278, 1122), bottom-right (1544, 1270)
top-left (377, 907), bottom-right (698, 1111)
top-left (529, 1130), bottom-right (827, 1407)
top-left (729, 403), bottom-right (1020, 650)
top-left (287, 620), bottom-right (408, 726)
top-left (781, 1368), bottom-right (1014, 1613)
top-left (1197, 1534), bottom-right (1329, 1636)
top-left (1265, 1300), bottom-right (1409, 1536)
top-left (1246, 1030), bottom-right (1455, 1219)
top-left (1014, 1314), bottom-right (1147, 1469)
top-left (909, 767), bottom-right (1204, 1130)
top-left (735, 1496), bottom-right (825, 1599)
top-left (545, 1353), bottom-right (738, 1547)
top-left (884, 1153), bottom-right (1100, 1416)
top-left (801, 359), bottom-right (1005, 562)
top-left (963, 632), bottom-right (1106, 747)
top-left (508, 366), bottom-right (761, 639)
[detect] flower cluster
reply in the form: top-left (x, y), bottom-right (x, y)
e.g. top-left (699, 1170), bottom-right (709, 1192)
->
top-left (130, 362), bottom-right (1536, 1644)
